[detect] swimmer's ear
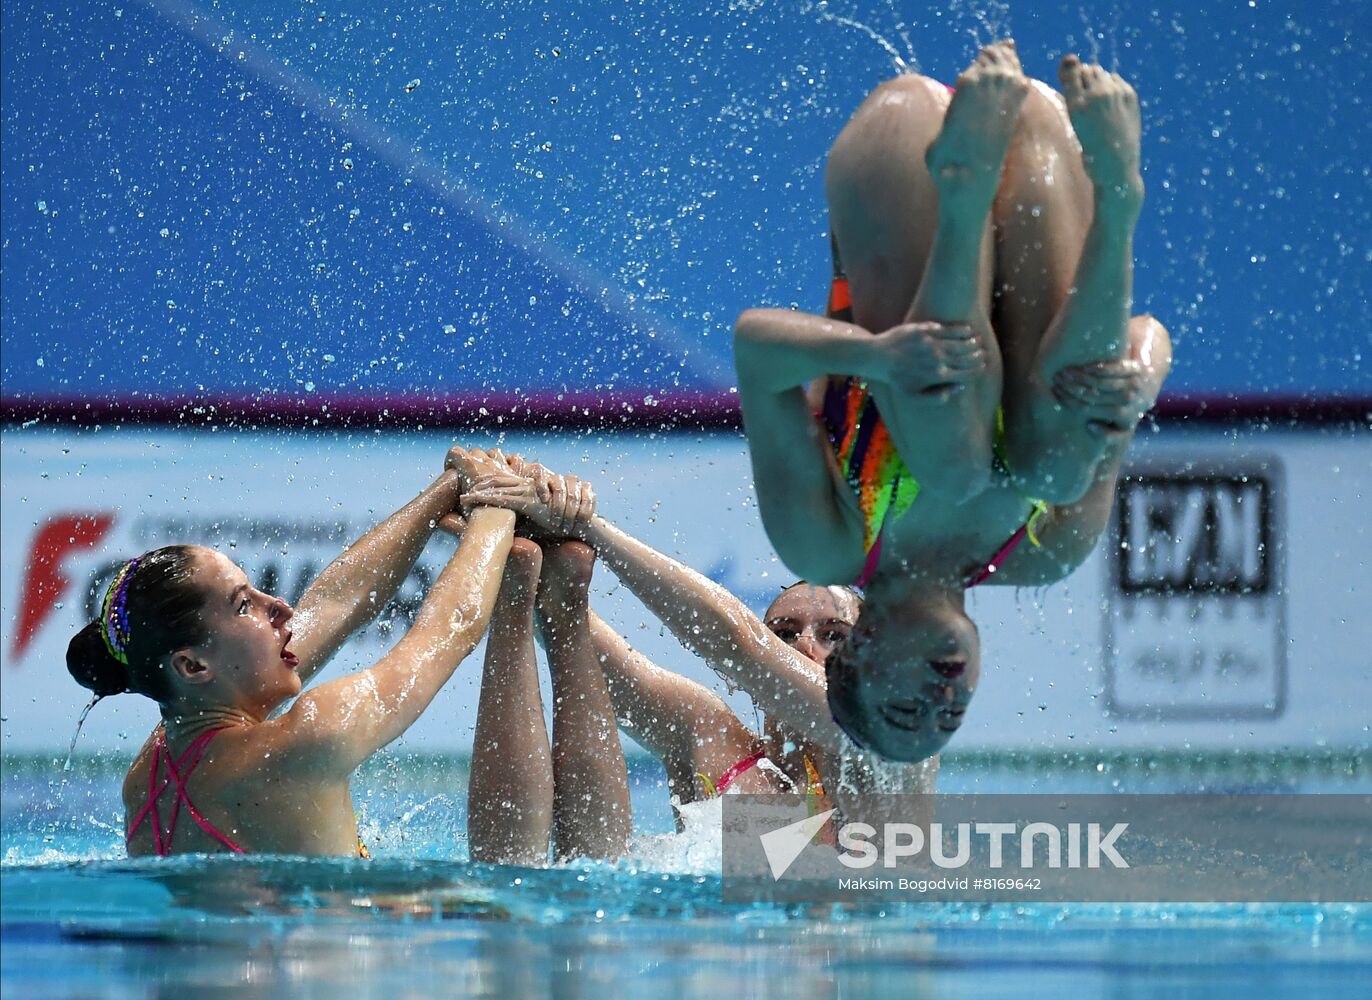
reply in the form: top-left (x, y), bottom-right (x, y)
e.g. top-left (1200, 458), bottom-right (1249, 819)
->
top-left (169, 649), bottom-right (212, 686)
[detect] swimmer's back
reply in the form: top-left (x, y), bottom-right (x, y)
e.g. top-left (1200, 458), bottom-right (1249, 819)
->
top-left (122, 725), bottom-right (363, 857)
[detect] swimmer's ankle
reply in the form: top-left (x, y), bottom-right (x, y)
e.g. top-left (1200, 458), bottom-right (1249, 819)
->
top-left (1093, 173), bottom-right (1145, 216)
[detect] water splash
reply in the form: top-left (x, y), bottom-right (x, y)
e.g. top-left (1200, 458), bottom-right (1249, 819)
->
top-left (811, 5), bottom-right (913, 75)
top-left (62, 695), bottom-right (102, 773)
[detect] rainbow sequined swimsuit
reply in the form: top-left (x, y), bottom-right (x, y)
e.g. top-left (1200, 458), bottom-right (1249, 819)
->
top-left (820, 250), bottom-right (1045, 589)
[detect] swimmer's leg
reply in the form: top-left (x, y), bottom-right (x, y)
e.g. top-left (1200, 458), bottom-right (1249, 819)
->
top-left (997, 57), bottom-right (1153, 504)
top-left (823, 42), bottom-right (1025, 495)
top-left (991, 74), bottom-right (1092, 386)
top-left (889, 40), bottom-right (1029, 486)
top-left (825, 73), bottom-right (949, 335)
top-left (468, 539), bottom-right (553, 866)
top-left (538, 541), bottom-right (632, 862)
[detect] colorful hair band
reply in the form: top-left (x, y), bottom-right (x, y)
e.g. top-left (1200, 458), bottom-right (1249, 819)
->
top-left (100, 558), bottom-right (140, 665)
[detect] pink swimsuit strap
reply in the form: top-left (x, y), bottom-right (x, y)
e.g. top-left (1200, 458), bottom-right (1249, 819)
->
top-left (856, 513), bottom-right (1036, 592)
top-left (126, 728), bottom-right (245, 856)
top-left (854, 533), bottom-right (884, 590)
top-left (964, 520), bottom-right (1033, 589)
top-left (714, 749), bottom-right (768, 795)
top-left (856, 518), bottom-right (1027, 590)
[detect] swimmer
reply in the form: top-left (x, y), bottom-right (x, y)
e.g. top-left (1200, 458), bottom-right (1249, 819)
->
top-left (66, 446), bottom-right (533, 857)
top-left (730, 42), bottom-right (1172, 760)
top-left (462, 459), bottom-right (938, 832)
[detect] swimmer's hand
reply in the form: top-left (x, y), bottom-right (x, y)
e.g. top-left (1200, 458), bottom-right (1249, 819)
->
top-left (444, 446), bottom-right (519, 491)
top-left (1051, 359), bottom-right (1152, 436)
top-left (435, 512), bottom-right (468, 539)
top-left (876, 321), bottom-right (988, 401)
top-left (464, 470), bottom-right (596, 539)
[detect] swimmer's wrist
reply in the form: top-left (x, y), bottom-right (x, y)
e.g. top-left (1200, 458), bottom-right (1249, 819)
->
top-left (567, 514), bottom-right (603, 546)
top-left (424, 470), bottom-right (464, 521)
top-left (465, 505), bottom-right (517, 531)
top-left (823, 329), bottom-right (888, 383)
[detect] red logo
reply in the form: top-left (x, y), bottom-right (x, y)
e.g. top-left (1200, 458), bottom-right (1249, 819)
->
top-left (9, 513), bottom-right (116, 663)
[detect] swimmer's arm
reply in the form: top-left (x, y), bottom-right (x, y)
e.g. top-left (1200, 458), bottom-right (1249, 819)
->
top-left (734, 309), bottom-right (890, 391)
top-left (574, 516), bottom-right (846, 745)
top-left (275, 507), bottom-right (514, 774)
top-left (586, 612), bottom-right (759, 783)
top-left (736, 309), bottom-right (995, 507)
top-left (289, 471), bottom-right (463, 685)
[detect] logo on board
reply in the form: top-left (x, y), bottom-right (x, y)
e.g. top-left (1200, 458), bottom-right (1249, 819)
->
top-left (6, 513), bottom-right (436, 666)
top-left (1105, 461), bottom-right (1286, 720)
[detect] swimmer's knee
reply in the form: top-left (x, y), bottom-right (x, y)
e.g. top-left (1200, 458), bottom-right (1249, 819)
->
top-left (827, 75), bottom-right (949, 168)
top-left (1129, 315), bottom-right (1173, 370)
top-left (866, 73), bottom-right (953, 107)
top-left (1014, 79), bottom-right (1070, 135)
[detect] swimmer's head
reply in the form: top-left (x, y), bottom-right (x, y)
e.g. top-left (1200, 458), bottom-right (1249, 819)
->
top-left (764, 581), bottom-right (863, 666)
top-left (824, 586), bottom-right (979, 763)
top-left (68, 545), bottom-right (300, 715)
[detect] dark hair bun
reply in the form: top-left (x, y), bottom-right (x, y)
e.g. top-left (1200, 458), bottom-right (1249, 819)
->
top-left (66, 621), bottom-right (130, 697)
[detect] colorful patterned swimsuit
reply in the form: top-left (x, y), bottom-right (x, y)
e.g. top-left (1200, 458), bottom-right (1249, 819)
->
top-left (821, 250), bottom-right (1046, 589)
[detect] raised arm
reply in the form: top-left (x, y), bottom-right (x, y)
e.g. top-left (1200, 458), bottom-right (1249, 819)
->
top-left (274, 504), bottom-right (516, 774)
top-left (288, 471), bottom-right (462, 685)
top-left (586, 610), bottom-right (760, 787)
top-left (733, 308), bottom-right (891, 393)
top-left (582, 518), bottom-right (834, 727)
top-left (464, 473), bottom-right (850, 749)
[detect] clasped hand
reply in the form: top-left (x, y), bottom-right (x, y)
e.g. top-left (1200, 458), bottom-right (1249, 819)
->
top-left (876, 321), bottom-right (988, 400)
top-left (442, 445), bottom-right (595, 539)
top-left (1051, 359), bottom-right (1152, 436)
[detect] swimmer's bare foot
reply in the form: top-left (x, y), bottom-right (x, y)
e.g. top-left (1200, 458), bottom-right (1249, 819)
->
top-left (1058, 55), bottom-right (1144, 208)
top-left (537, 540), bottom-right (594, 617)
top-left (501, 537), bottom-right (544, 604)
top-left (926, 40), bottom-right (1029, 206)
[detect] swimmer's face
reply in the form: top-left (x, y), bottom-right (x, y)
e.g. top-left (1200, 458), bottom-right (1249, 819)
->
top-left (182, 548), bottom-right (300, 711)
top-left (825, 594), bottom-right (980, 763)
top-left (764, 584), bottom-right (862, 665)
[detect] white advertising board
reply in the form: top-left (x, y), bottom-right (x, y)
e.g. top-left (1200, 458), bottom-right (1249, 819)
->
top-left (1, 425), bottom-right (1368, 755)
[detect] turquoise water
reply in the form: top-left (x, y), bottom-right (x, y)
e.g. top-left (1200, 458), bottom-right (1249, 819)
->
top-left (4, 752), bottom-right (1370, 997)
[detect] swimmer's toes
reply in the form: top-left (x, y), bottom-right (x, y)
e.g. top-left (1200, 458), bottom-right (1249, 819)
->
top-left (1058, 54), bottom-right (1083, 90)
top-left (979, 40), bottom-right (1008, 67)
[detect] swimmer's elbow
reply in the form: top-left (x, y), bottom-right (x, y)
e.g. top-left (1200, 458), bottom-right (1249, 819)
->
top-left (1019, 471), bottom-right (1092, 507)
top-left (732, 310), bottom-right (777, 366)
